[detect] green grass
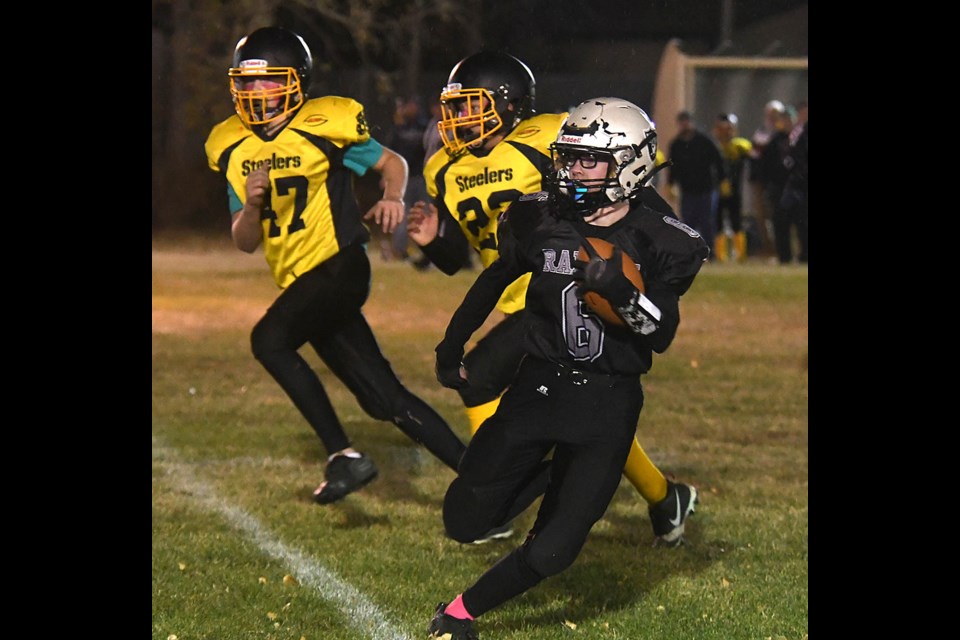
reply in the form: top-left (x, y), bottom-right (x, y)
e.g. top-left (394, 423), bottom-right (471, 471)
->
top-left (152, 234), bottom-right (808, 640)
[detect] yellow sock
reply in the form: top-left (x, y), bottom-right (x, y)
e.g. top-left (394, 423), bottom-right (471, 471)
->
top-left (622, 436), bottom-right (667, 504)
top-left (733, 231), bottom-right (748, 263)
top-left (464, 396), bottom-right (502, 436)
top-left (713, 234), bottom-right (729, 262)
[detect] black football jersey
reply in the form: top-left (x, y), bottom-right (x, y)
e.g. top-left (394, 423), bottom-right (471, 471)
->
top-left (441, 192), bottom-right (709, 377)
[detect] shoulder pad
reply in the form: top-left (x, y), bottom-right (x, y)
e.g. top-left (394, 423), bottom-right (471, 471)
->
top-left (506, 113), bottom-right (567, 148)
top-left (519, 190), bottom-right (550, 202)
top-left (501, 193), bottom-right (550, 242)
top-left (293, 96), bottom-right (370, 142)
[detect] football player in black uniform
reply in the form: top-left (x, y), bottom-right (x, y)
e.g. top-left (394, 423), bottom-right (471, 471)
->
top-left (426, 97), bottom-right (709, 639)
top-left (204, 27), bottom-right (467, 505)
top-left (408, 52), bottom-right (700, 546)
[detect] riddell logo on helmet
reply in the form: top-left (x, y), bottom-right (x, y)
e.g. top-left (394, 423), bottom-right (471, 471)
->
top-left (240, 59), bottom-right (269, 70)
top-left (304, 115), bottom-right (328, 125)
top-left (558, 134), bottom-right (584, 144)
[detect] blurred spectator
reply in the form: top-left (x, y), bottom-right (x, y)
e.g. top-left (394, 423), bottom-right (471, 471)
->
top-left (789, 100), bottom-right (808, 146)
top-left (667, 110), bottom-right (726, 260)
top-left (650, 147), bottom-right (669, 201)
top-left (410, 98), bottom-right (447, 272)
top-left (422, 98), bottom-right (444, 162)
top-left (756, 105), bottom-right (794, 262)
top-left (383, 95), bottom-right (429, 261)
top-left (712, 113), bottom-right (753, 262)
top-left (747, 100), bottom-right (787, 256)
top-left (775, 101), bottom-right (808, 264)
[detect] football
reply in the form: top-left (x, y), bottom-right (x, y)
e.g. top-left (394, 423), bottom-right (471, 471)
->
top-left (577, 237), bottom-right (645, 326)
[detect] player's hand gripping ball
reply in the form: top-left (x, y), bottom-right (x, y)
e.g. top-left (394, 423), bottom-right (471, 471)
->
top-left (573, 237), bottom-right (645, 326)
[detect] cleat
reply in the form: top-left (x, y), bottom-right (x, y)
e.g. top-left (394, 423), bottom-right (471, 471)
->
top-left (312, 453), bottom-right (378, 505)
top-left (468, 522), bottom-right (514, 545)
top-left (648, 480), bottom-right (698, 547)
top-left (427, 602), bottom-right (478, 640)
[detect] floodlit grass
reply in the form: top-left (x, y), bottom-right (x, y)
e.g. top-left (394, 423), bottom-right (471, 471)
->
top-left (152, 234), bottom-right (807, 640)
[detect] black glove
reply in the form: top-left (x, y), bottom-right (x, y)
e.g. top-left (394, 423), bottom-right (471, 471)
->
top-left (572, 243), bottom-right (637, 307)
top-left (435, 343), bottom-right (468, 389)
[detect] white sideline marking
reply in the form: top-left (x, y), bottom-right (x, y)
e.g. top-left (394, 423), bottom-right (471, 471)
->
top-left (153, 438), bottom-right (414, 640)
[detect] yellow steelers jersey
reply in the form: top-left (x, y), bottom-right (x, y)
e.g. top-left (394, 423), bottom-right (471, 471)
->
top-left (719, 136), bottom-right (753, 163)
top-left (718, 136), bottom-right (753, 190)
top-left (205, 96), bottom-right (378, 289)
top-left (424, 112), bottom-right (567, 314)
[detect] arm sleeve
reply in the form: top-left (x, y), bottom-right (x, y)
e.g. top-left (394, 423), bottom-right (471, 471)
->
top-left (227, 182), bottom-right (242, 216)
top-left (343, 137), bottom-right (384, 176)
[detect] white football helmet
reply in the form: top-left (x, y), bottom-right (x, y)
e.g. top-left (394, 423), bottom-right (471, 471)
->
top-left (548, 97), bottom-right (659, 214)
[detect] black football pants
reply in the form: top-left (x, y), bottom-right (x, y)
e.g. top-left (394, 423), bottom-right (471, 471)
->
top-left (442, 356), bottom-right (642, 617)
top-left (250, 243), bottom-right (466, 471)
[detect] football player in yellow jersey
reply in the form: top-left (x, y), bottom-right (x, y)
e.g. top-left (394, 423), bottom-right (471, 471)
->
top-left (407, 52), bottom-right (698, 547)
top-left (712, 113), bottom-right (754, 262)
top-left (204, 26), bottom-right (468, 506)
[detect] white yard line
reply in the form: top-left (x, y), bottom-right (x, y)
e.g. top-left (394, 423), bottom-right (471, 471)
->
top-left (152, 437), bottom-right (414, 640)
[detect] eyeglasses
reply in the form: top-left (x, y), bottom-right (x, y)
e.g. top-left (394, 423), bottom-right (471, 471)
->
top-left (556, 150), bottom-right (607, 169)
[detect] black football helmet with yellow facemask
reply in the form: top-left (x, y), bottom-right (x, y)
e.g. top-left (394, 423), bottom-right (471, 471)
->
top-left (229, 27), bottom-right (313, 127)
top-left (437, 51), bottom-right (535, 155)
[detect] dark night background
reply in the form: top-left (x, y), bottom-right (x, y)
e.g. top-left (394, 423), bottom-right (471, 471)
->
top-left (152, 0), bottom-right (807, 232)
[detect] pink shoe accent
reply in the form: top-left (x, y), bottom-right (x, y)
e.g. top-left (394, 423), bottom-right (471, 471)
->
top-left (445, 594), bottom-right (474, 620)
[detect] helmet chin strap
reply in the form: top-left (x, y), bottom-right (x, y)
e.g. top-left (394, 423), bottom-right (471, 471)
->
top-left (643, 160), bottom-right (670, 186)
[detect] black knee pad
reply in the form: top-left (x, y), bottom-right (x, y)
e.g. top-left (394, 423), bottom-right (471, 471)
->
top-left (250, 322), bottom-right (282, 366)
top-left (519, 535), bottom-right (583, 578)
top-left (442, 478), bottom-right (494, 543)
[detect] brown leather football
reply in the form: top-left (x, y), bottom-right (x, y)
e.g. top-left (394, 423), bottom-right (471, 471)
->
top-left (577, 237), bottom-right (645, 326)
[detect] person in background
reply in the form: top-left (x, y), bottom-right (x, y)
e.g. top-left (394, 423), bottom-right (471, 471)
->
top-left (384, 95), bottom-right (429, 262)
top-left (407, 53), bottom-right (698, 547)
top-left (203, 26), bottom-right (468, 505)
top-left (422, 98), bottom-right (444, 163)
top-left (756, 105), bottom-right (794, 263)
top-left (426, 97), bottom-right (709, 640)
top-left (747, 100), bottom-right (787, 256)
top-left (667, 111), bottom-right (725, 260)
top-left (650, 147), bottom-right (669, 199)
top-left (711, 112), bottom-right (753, 262)
top-left (775, 100), bottom-right (808, 264)
top-left (410, 97), bottom-right (466, 272)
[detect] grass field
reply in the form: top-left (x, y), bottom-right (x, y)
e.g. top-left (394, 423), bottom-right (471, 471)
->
top-left (152, 234), bottom-right (808, 640)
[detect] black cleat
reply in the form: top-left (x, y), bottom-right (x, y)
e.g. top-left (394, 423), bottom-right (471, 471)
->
top-left (312, 453), bottom-right (378, 505)
top-left (427, 602), bottom-right (478, 640)
top-left (648, 480), bottom-right (698, 547)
